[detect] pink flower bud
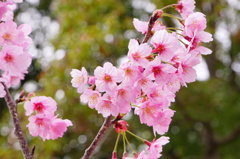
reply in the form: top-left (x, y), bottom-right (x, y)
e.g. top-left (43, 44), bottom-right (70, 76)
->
top-left (88, 76), bottom-right (96, 85)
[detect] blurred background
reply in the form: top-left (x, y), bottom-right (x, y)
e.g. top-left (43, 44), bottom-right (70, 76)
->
top-left (0, 0), bottom-right (240, 158)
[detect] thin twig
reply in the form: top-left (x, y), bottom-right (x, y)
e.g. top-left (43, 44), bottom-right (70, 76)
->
top-left (2, 82), bottom-right (33, 159)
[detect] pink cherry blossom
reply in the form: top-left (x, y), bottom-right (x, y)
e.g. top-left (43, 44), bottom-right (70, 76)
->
top-left (0, 2), bottom-right (14, 21)
top-left (94, 62), bottom-right (124, 93)
top-left (27, 114), bottom-right (72, 141)
top-left (120, 62), bottom-right (142, 86)
top-left (95, 93), bottom-right (119, 117)
top-left (0, 45), bottom-right (31, 76)
top-left (127, 39), bottom-right (152, 67)
top-left (136, 101), bottom-right (165, 126)
top-left (184, 12), bottom-right (207, 37)
top-left (0, 20), bottom-right (18, 46)
top-left (145, 56), bottom-right (177, 86)
top-left (176, 0), bottom-right (195, 19)
top-left (80, 89), bottom-right (101, 109)
top-left (70, 68), bottom-right (88, 93)
top-left (133, 18), bottom-right (148, 34)
top-left (146, 136), bottom-right (169, 158)
top-left (151, 30), bottom-right (179, 62)
top-left (24, 96), bottom-right (57, 116)
top-left (0, 71), bottom-right (25, 88)
top-left (153, 109), bottom-right (175, 135)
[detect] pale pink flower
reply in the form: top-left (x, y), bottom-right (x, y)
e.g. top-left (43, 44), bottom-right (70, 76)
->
top-left (120, 62), bottom-right (142, 86)
top-left (27, 114), bottom-right (72, 141)
top-left (80, 89), bottom-right (101, 109)
top-left (49, 117), bottom-right (73, 140)
top-left (95, 93), bottom-right (118, 117)
top-left (153, 109), bottom-right (175, 135)
top-left (133, 18), bottom-right (148, 34)
top-left (127, 39), bottom-right (152, 67)
top-left (146, 84), bottom-right (175, 108)
top-left (24, 96), bottom-right (57, 116)
top-left (94, 62), bottom-right (124, 93)
top-left (184, 12), bottom-right (207, 37)
top-left (7, 0), bottom-right (23, 3)
top-left (0, 20), bottom-right (18, 45)
top-left (136, 101), bottom-right (165, 126)
top-left (0, 45), bottom-right (31, 76)
top-left (133, 18), bottom-right (165, 34)
top-left (176, 0), bottom-right (195, 19)
top-left (114, 85), bottom-right (136, 114)
top-left (70, 68), bottom-right (88, 93)
top-left (0, 2), bottom-right (14, 21)
top-left (146, 136), bottom-right (169, 158)
top-left (0, 83), bottom-right (6, 98)
top-left (0, 72), bottom-right (25, 88)
top-left (151, 30), bottom-right (179, 62)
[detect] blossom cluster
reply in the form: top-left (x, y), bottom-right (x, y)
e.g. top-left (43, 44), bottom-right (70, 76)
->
top-left (24, 96), bottom-right (73, 141)
top-left (0, 0), bottom-right (32, 98)
top-left (71, 0), bottom-right (212, 158)
top-left (0, 0), bottom-right (72, 141)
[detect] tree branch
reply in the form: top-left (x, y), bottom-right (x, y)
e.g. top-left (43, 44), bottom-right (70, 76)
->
top-left (82, 115), bottom-right (113, 159)
top-left (2, 82), bottom-right (33, 159)
top-left (142, 10), bottom-right (163, 43)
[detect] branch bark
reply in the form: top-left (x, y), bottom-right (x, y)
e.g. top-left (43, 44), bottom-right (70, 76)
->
top-left (2, 83), bottom-right (33, 159)
top-left (82, 115), bottom-right (113, 159)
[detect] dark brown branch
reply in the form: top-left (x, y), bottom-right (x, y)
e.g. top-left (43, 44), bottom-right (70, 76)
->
top-left (142, 9), bottom-right (163, 43)
top-left (2, 83), bottom-right (33, 159)
top-left (82, 115), bottom-right (113, 159)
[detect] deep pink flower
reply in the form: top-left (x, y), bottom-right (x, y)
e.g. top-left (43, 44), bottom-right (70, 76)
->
top-left (94, 62), bottom-right (124, 93)
top-left (145, 56), bottom-right (177, 86)
top-left (70, 68), bottom-right (88, 93)
top-left (24, 96), bottom-right (57, 116)
top-left (151, 30), bottom-right (179, 62)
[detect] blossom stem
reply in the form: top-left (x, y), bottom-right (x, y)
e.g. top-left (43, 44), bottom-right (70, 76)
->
top-left (82, 115), bottom-right (113, 159)
top-left (162, 13), bottom-right (182, 21)
top-left (122, 133), bottom-right (126, 153)
top-left (123, 132), bottom-right (136, 154)
top-left (2, 82), bottom-right (33, 159)
top-left (113, 133), bottom-right (120, 153)
top-left (160, 4), bottom-right (178, 10)
top-left (126, 130), bottom-right (145, 142)
top-left (166, 27), bottom-right (183, 31)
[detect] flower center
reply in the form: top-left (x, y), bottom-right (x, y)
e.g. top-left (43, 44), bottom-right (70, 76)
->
top-left (103, 74), bottom-right (112, 82)
top-left (3, 33), bottom-right (12, 40)
top-left (132, 52), bottom-right (141, 61)
top-left (4, 53), bottom-right (14, 63)
top-left (34, 102), bottom-right (44, 113)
